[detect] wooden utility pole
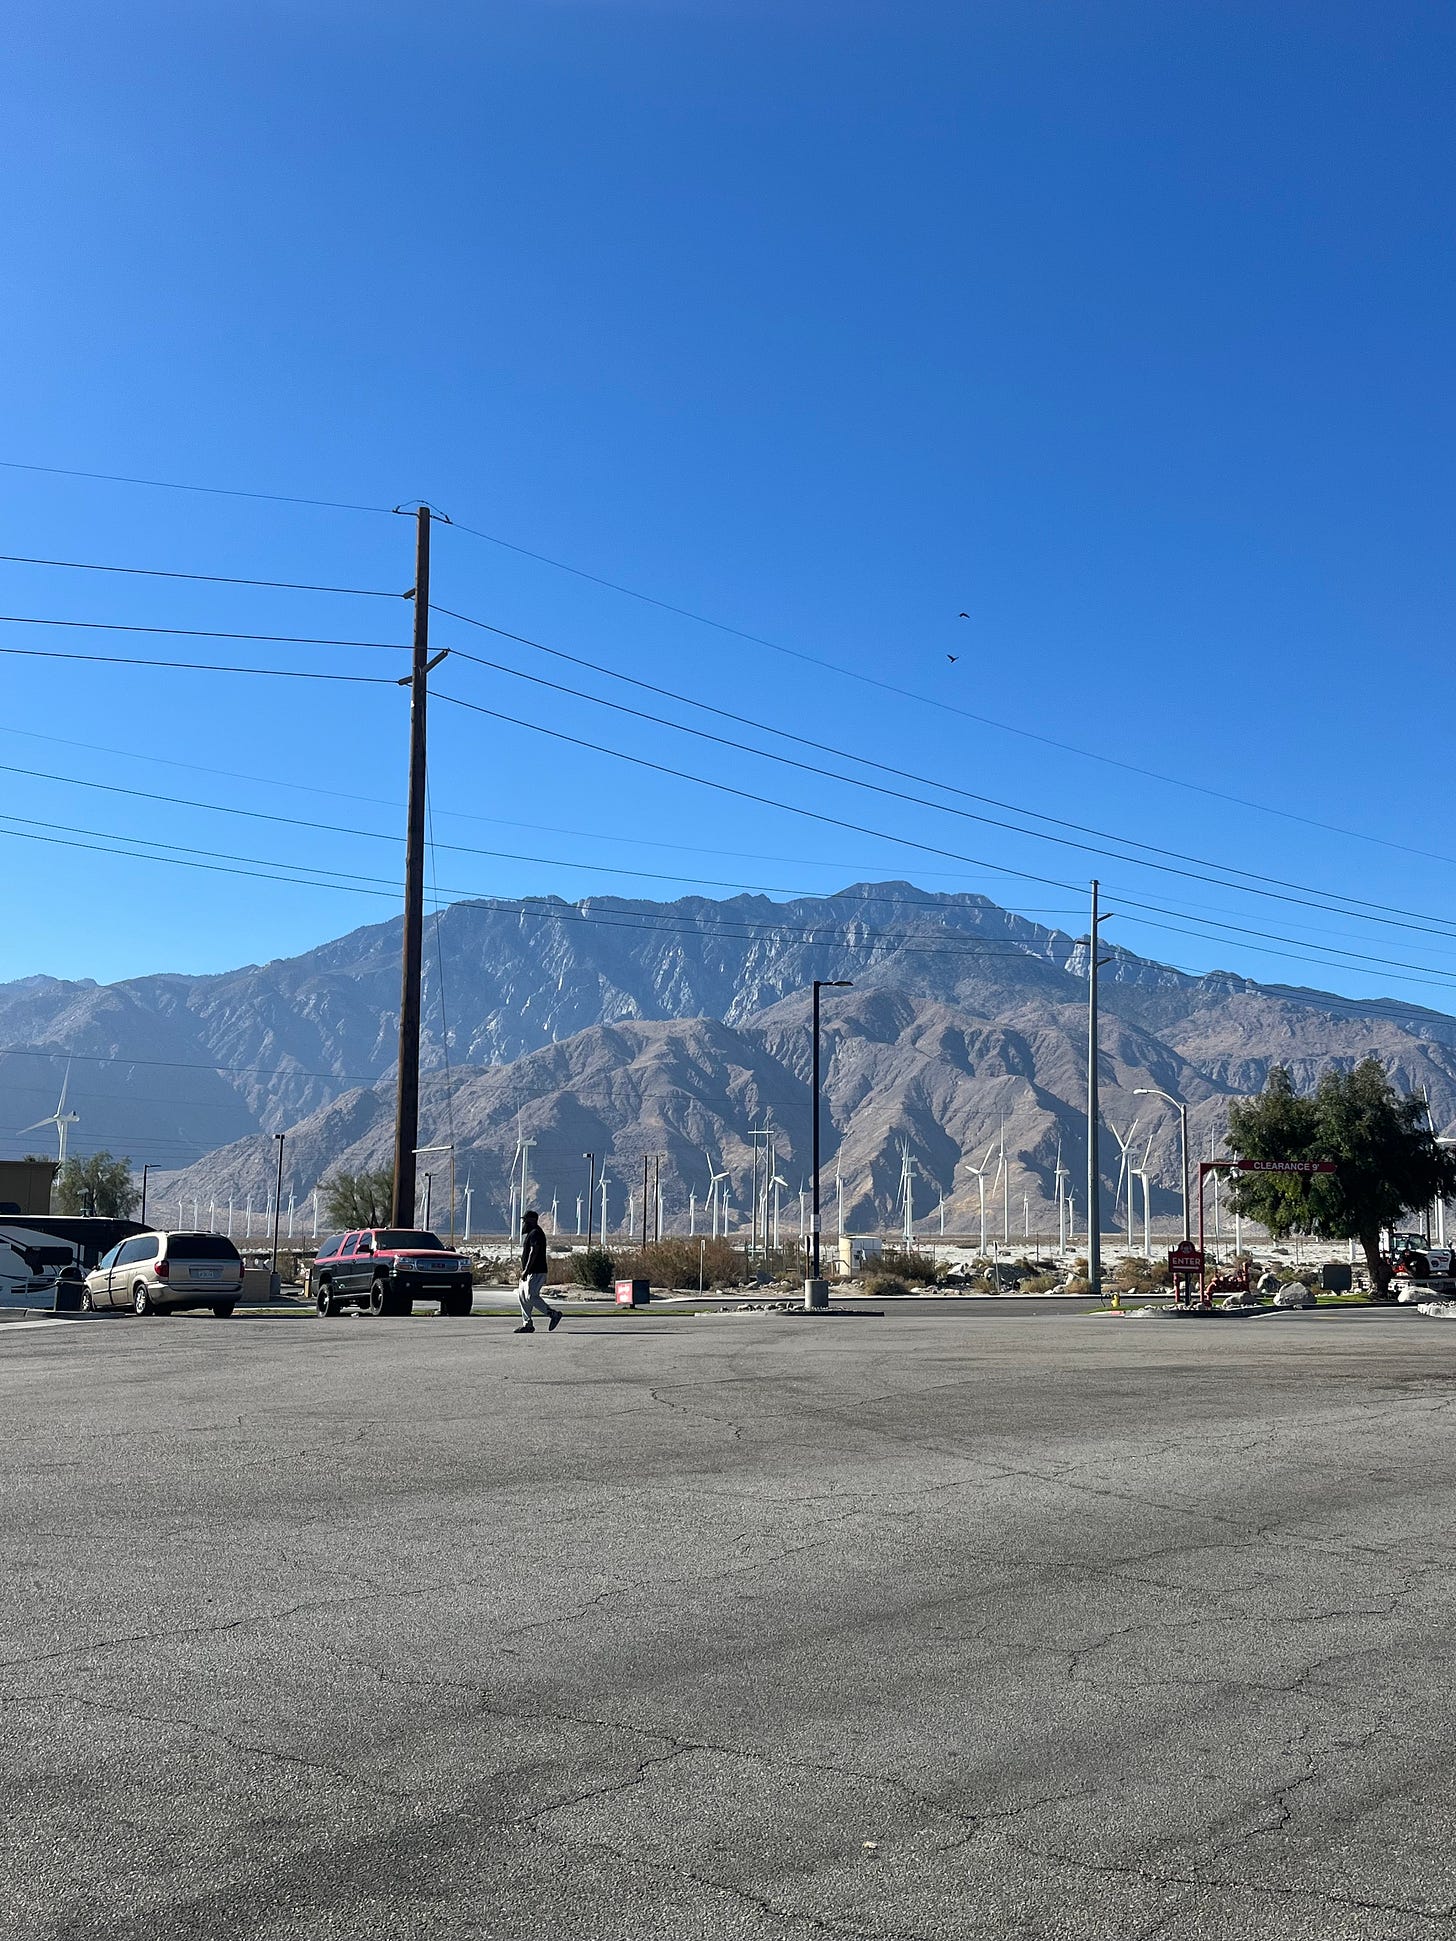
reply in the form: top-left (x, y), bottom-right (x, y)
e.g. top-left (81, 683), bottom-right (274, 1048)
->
top-left (391, 506), bottom-right (432, 1228)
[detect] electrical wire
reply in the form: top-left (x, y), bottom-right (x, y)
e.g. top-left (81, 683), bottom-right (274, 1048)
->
top-left (13, 753), bottom-right (1456, 981)
top-left (0, 644), bottom-right (395, 683)
top-left (436, 648), bottom-right (1456, 947)
top-left (0, 455), bottom-right (398, 516)
top-left (0, 551), bottom-right (407, 599)
top-left (440, 520), bottom-right (1456, 872)
top-left (0, 611), bottom-right (410, 651)
top-left (438, 609), bottom-right (1456, 945)
top-left (432, 690), bottom-right (1456, 993)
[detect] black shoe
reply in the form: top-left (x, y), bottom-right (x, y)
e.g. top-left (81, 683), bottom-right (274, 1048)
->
top-left (547, 1310), bottom-right (562, 1331)
top-left (514, 1322), bottom-right (535, 1334)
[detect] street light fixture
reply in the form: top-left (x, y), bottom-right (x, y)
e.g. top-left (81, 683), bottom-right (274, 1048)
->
top-left (807, 979), bottom-right (853, 1309)
top-left (1133, 1086), bottom-right (1190, 1241)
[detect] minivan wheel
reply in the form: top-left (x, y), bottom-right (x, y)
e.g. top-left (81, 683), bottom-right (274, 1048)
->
top-left (133, 1284), bottom-right (154, 1316)
top-left (213, 1302), bottom-right (236, 1319)
top-left (80, 1289), bottom-right (94, 1312)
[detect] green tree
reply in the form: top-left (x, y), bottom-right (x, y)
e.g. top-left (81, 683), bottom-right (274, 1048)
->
top-left (1227, 1062), bottom-right (1456, 1297)
top-left (321, 1168), bottom-right (395, 1230)
top-left (54, 1151), bottom-right (139, 1219)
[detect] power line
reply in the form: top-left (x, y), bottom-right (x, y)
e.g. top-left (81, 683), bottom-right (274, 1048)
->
top-left (437, 631), bottom-right (1456, 945)
top-left (0, 455), bottom-right (397, 517)
top-left (0, 644), bottom-right (395, 683)
top-left (438, 604), bottom-right (1456, 941)
top-left (439, 519), bottom-right (1456, 872)
top-left (0, 611), bottom-right (410, 651)
top-left (0, 551), bottom-right (406, 599)
top-left (431, 691), bottom-right (1456, 991)
top-left (13, 753), bottom-right (1456, 981)
top-left (0, 716), bottom-right (1080, 900)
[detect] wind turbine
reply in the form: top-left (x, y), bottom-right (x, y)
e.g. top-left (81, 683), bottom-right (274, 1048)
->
top-left (463, 1174), bottom-right (473, 1241)
top-left (1131, 1135), bottom-right (1155, 1258)
top-left (598, 1171), bottom-right (610, 1241)
top-left (1053, 1140), bottom-right (1069, 1256)
top-left (19, 1060), bottom-right (80, 1165)
top-left (997, 1116), bottom-right (1009, 1248)
top-left (770, 1173), bottom-right (788, 1251)
top-left (705, 1150), bottom-right (729, 1239)
top-left (964, 1140), bottom-right (996, 1256)
top-left (1108, 1117), bottom-right (1141, 1256)
top-left (897, 1141), bottom-right (917, 1247)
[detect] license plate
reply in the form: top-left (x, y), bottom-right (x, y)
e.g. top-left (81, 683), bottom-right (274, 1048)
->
top-left (191, 1268), bottom-right (221, 1281)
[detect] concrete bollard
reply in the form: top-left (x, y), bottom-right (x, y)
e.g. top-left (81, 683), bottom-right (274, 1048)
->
top-left (803, 1278), bottom-right (829, 1311)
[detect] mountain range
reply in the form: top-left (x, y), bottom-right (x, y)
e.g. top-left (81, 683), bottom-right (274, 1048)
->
top-left (5, 882), bottom-right (1456, 1239)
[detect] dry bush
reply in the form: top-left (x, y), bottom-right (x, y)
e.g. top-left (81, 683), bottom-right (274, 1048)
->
top-left (864, 1273), bottom-right (914, 1299)
top-left (873, 1246), bottom-right (939, 1285)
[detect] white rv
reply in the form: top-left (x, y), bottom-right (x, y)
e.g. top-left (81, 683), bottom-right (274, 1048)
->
top-left (0, 1222), bottom-right (80, 1304)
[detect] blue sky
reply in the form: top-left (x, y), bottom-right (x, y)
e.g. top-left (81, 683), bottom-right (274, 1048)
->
top-left (3, 0), bottom-right (1455, 1008)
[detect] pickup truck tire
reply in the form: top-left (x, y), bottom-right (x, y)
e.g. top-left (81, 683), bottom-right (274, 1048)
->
top-left (442, 1291), bottom-right (472, 1318)
top-left (370, 1278), bottom-right (412, 1318)
top-left (315, 1278), bottom-right (336, 1319)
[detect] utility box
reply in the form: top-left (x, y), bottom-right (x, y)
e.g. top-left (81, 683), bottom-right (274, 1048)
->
top-left (1320, 1262), bottom-right (1354, 1293)
top-left (0, 1160), bottom-right (59, 1218)
top-left (839, 1235), bottom-right (882, 1276)
top-left (241, 1266), bottom-right (279, 1303)
top-left (615, 1279), bottom-right (650, 1307)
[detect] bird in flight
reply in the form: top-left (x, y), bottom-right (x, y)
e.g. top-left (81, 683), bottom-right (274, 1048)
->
top-left (958, 611), bottom-right (969, 618)
top-left (947, 654), bottom-right (959, 663)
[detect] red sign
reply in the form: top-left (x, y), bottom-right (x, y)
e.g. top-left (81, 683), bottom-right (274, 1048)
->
top-left (1226, 1161), bottom-right (1336, 1175)
top-left (1168, 1242), bottom-right (1204, 1272)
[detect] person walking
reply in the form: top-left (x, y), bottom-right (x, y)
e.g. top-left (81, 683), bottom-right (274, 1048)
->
top-left (516, 1209), bottom-right (562, 1333)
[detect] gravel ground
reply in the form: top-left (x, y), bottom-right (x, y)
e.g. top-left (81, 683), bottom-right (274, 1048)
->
top-left (1, 1303), bottom-right (1453, 1940)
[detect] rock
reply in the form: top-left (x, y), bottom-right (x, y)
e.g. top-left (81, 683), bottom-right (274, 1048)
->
top-left (1272, 1283), bottom-right (1317, 1308)
top-left (1257, 1270), bottom-right (1282, 1295)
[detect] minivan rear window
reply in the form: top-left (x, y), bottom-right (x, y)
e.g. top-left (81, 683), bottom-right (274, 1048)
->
top-left (167, 1234), bottom-right (242, 1261)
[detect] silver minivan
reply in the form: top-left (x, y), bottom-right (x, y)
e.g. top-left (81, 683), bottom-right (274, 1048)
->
top-left (84, 1231), bottom-right (244, 1317)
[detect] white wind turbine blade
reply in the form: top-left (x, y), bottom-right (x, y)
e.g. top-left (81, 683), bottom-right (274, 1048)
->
top-left (56, 1057), bottom-right (72, 1116)
top-left (17, 1115), bottom-right (57, 1135)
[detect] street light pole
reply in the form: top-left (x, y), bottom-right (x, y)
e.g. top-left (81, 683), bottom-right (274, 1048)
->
top-left (1134, 1086), bottom-right (1191, 1240)
top-left (807, 979), bottom-right (852, 1309)
top-left (140, 1163), bottom-right (151, 1227)
top-left (270, 1132), bottom-right (286, 1278)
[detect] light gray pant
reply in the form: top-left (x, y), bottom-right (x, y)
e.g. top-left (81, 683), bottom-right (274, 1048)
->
top-left (518, 1272), bottom-right (553, 1321)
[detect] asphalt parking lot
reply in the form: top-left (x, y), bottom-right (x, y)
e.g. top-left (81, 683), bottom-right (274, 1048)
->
top-left (2, 1303), bottom-right (1454, 1940)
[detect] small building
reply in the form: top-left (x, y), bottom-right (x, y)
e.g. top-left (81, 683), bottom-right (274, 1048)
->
top-left (839, 1234), bottom-right (883, 1276)
top-left (0, 1159), bottom-right (59, 1218)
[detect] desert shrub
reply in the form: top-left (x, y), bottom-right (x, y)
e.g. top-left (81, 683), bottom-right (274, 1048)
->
top-left (873, 1246), bottom-right (939, 1285)
top-left (567, 1247), bottom-right (616, 1291)
top-left (609, 1237), bottom-right (745, 1289)
top-left (1112, 1255), bottom-right (1171, 1292)
top-left (864, 1274), bottom-right (913, 1299)
top-left (1063, 1276), bottom-right (1093, 1294)
top-left (1020, 1273), bottom-right (1060, 1293)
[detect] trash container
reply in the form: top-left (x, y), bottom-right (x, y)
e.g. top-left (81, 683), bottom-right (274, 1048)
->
top-left (1320, 1263), bottom-right (1353, 1293)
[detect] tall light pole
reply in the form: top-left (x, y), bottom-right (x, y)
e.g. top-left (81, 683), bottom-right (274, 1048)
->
top-left (1134, 1086), bottom-right (1190, 1241)
top-left (270, 1132), bottom-right (286, 1277)
top-left (1084, 882), bottom-right (1115, 1299)
top-left (140, 1163), bottom-right (151, 1227)
top-left (807, 979), bottom-right (852, 1308)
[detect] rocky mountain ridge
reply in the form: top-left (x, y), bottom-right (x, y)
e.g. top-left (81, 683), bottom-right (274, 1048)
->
top-left (6, 882), bottom-right (1454, 1236)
